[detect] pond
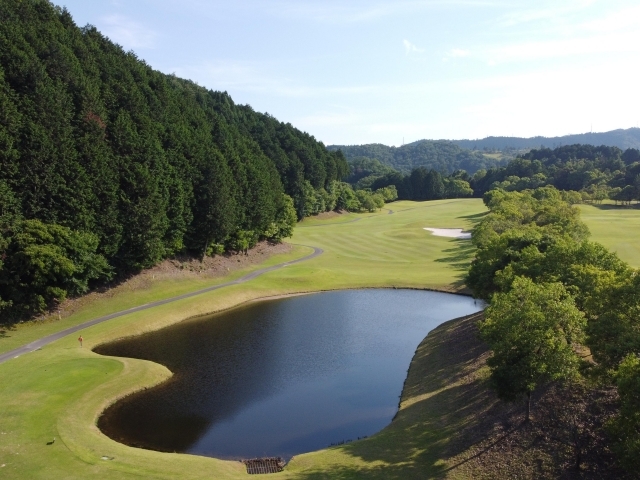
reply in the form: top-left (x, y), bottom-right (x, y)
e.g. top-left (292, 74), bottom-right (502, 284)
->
top-left (95, 289), bottom-right (482, 460)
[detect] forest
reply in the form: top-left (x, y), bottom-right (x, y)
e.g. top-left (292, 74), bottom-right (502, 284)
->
top-left (468, 186), bottom-right (640, 473)
top-left (452, 127), bottom-right (640, 151)
top-left (470, 144), bottom-right (640, 203)
top-left (0, 0), bottom-right (353, 322)
top-left (329, 139), bottom-right (507, 174)
top-left (342, 143), bottom-right (640, 206)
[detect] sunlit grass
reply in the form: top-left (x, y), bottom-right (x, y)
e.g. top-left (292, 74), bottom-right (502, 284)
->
top-left (1, 198), bottom-right (637, 479)
top-left (579, 203), bottom-right (640, 267)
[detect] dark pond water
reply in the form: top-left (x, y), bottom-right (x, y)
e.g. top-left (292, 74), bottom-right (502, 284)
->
top-left (95, 289), bottom-right (481, 460)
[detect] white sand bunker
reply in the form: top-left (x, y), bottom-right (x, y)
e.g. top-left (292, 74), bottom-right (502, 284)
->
top-left (424, 228), bottom-right (472, 239)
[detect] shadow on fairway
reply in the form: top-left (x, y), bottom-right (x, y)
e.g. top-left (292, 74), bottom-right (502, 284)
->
top-left (435, 239), bottom-right (476, 272)
top-left (589, 203), bottom-right (640, 211)
top-left (457, 211), bottom-right (488, 221)
top-left (0, 326), bottom-right (14, 339)
top-left (291, 313), bottom-right (500, 480)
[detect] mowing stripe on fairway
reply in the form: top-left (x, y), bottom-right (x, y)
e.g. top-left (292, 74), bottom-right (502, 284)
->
top-left (0, 246), bottom-right (323, 365)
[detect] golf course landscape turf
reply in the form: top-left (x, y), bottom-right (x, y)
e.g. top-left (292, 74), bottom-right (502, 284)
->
top-left (1, 199), bottom-right (639, 479)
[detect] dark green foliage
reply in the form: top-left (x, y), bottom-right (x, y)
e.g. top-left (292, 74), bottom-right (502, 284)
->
top-left (585, 274), bottom-right (640, 370)
top-left (609, 355), bottom-right (640, 470)
top-left (469, 185), bottom-right (640, 472)
top-left (479, 277), bottom-right (585, 419)
top-left (0, 219), bottom-right (112, 320)
top-left (0, 0), bottom-right (349, 321)
top-left (471, 144), bottom-right (640, 202)
top-left (453, 128), bottom-right (640, 151)
top-left (329, 140), bottom-right (505, 175)
top-left (367, 167), bottom-right (471, 201)
top-left (265, 194), bottom-right (297, 242)
top-left (467, 188), bottom-right (592, 299)
top-left (345, 157), bottom-right (397, 188)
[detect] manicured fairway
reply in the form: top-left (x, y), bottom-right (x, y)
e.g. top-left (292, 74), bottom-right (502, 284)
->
top-left (1, 198), bottom-right (638, 479)
top-left (579, 203), bottom-right (640, 267)
top-left (0, 199), bottom-right (486, 479)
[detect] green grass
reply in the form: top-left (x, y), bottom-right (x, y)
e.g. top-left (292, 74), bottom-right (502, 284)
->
top-left (579, 203), bottom-right (640, 267)
top-left (0, 246), bottom-right (312, 355)
top-left (1, 198), bottom-right (638, 479)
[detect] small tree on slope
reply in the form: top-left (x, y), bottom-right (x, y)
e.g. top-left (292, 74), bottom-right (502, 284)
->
top-left (479, 277), bottom-right (586, 421)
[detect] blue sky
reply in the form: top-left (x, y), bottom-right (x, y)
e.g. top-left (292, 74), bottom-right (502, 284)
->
top-left (54, 0), bottom-right (640, 146)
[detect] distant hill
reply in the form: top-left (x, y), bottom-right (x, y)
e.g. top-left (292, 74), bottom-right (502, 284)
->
top-left (327, 140), bottom-right (506, 175)
top-left (450, 128), bottom-right (640, 151)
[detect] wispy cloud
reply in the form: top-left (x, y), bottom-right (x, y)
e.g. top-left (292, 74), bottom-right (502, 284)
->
top-left (443, 48), bottom-right (470, 61)
top-left (484, 30), bottom-right (640, 64)
top-left (270, 0), bottom-right (501, 24)
top-left (497, 0), bottom-right (596, 27)
top-left (403, 39), bottom-right (425, 55)
top-left (101, 15), bottom-right (158, 49)
top-left (172, 60), bottom-right (386, 98)
top-left (443, 2), bottom-right (640, 65)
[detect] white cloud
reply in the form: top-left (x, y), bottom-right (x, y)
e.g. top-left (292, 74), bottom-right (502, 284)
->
top-left (497, 0), bottom-right (596, 27)
top-left (101, 15), bottom-right (158, 49)
top-left (403, 39), bottom-right (424, 55)
top-left (172, 60), bottom-right (387, 99)
top-left (483, 30), bottom-right (640, 64)
top-left (443, 48), bottom-right (470, 61)
top-left (268, 0), bottom-right (501, 24)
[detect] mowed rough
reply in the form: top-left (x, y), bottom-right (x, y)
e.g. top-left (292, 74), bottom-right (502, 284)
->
top-left (1, 199), bottom-right (637, 479)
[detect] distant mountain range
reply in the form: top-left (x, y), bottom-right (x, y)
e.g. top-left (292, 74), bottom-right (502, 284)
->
top-left (329, 128), bottom-right (640, 175)
top-left (448, 128), bottom-right (640, 151)
top-left (327, 141), bottom-right (507, 175)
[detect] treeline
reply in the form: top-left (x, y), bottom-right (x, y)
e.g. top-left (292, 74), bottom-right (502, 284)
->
top-left (468, 187), bottom-right (640, 472)
top-left (470, 144), bottom-right (640, 203)
top-left (362, 167), bottom-right (473, 201)
top-left (329, 139), bottom-right (506, 175)
top-left (452, 127), bottom-right (640, 151)
top-left (0, 0), bottom-right (348, 322)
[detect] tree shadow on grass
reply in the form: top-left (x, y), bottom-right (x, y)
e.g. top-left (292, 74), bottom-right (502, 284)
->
top-left (0, 325), bottom-right (14, 339)
top-left (587, 203), bottom-right (640, 211)
top-left (457, 211), bottom-right (488, 222)
top-left (435, 239), bottom-right (476, 272)
top-left (290, 314), bottom-right (514, 480)
top-left (290, 314), bottom-right (624, 479)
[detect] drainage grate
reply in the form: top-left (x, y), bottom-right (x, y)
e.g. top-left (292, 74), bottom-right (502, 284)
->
top-left (243, 457), bottom-right (285, 475)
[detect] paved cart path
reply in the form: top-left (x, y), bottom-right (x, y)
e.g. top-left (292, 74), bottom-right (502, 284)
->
top-left (0, 246), bottom-right (323, 365)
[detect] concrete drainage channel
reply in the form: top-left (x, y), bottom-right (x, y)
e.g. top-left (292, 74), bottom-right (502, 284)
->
top-left (242, 457), bottom-right (286, 475)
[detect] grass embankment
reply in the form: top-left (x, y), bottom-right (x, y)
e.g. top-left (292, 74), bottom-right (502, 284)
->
top-left (0, 245), bottom-right (308, 355)
top-left (0, 199), bottom-right (485, 479)
top-left (286, 312), bottom-right (493, 479)
top-left (1, 198), bottom-right (638, 478)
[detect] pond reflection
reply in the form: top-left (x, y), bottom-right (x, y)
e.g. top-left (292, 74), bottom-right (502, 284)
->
top-left (96, 289), bottom-right (481, 459)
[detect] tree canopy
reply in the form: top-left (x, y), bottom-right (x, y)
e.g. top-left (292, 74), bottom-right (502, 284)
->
top-left (479, 277), bottom-right (585, 420)
top-left (0, 0), bottom-right (349, 321)
top-left (468, 185), bottom-right (640, 472)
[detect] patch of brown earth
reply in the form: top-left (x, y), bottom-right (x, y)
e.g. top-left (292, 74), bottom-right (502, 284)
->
top-left (434, 315), bottom-right (627, 479)
top-left (34, 241), bottom-right (292, 324)
top-left (304, 210), bottom-right (347, 221)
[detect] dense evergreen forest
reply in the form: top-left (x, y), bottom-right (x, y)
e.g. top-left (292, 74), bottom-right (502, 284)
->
top-left (453, 127), bottom-right (640, 151)
top-left (0, 0), bottom-right (351, 322)
top-left (468, 187), bottom-right (640, 474)
top-left (344, 142), bottom-right (640, 205)
top-left (470, 144), bottom-right (640, 202)
top-left (329, 140), bottom-right (506, 175)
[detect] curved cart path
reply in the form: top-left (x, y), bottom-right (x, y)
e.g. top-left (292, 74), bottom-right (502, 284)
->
top-left (0, 246), bottom-right (323, 365)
